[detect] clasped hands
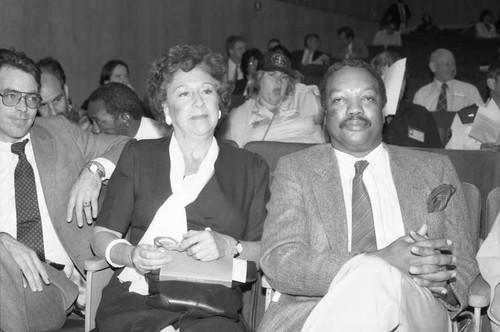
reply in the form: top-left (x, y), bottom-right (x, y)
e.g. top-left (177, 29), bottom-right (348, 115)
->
top-left (129, 229), bottom-right (236, 275)
top-left (368, 224), bottom-right (456, 297)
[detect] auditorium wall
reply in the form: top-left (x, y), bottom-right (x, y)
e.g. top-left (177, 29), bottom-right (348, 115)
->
top-left (0, 0), bottom-right (498, 106)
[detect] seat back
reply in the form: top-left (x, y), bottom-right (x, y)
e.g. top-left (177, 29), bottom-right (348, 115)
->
top-left (486, 187), bottom-right (500, 237)
top-left (461, 182), bottom-right (481, 252)
top-left (244, 141), bottom-right (315, 175)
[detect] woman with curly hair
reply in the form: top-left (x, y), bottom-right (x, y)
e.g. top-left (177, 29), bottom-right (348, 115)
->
top-left (92, 45), bottom-right (269, 331)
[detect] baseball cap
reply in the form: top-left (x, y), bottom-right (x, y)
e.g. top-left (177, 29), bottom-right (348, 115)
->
top-left (260, 50), bottom-right (293, 76)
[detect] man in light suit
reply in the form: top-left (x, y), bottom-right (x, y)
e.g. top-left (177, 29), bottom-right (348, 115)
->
top-left (259, 59), bottom-right (478, 331)
top-left (0, 48), bottom-right (129, 331)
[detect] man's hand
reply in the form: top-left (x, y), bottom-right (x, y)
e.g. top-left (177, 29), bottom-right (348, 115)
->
top-left (408, 230), bottom-right (457, 296)
top-left (179, 229), bottom-right (237, 261)
top-left (66, 168), bottom-right (102, 227)
top-left (367, 230), bottom-right (455, 296)
top-left (0, 233), bottom-right (50, 292)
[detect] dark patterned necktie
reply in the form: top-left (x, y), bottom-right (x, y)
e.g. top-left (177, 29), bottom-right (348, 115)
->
top-left (351, 160), bottom-right (377, 252)
top-left (436, 83), bottom-right (448, 112)
top-left (12, 139), bottom-right (45, 261)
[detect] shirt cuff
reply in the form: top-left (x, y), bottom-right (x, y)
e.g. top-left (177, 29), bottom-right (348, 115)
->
top-left (92, 157), bottom-right (116, 180)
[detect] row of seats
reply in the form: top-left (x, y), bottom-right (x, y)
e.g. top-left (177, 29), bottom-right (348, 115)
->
top-left (63, 141), bottom-right (500, 332)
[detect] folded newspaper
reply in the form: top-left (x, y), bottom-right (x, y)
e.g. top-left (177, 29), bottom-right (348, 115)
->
top-left (382, 58), bottom-right (407, 117)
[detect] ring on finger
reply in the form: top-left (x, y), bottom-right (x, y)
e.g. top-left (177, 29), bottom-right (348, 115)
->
top-left (83, 201), bottom-right (91, 207)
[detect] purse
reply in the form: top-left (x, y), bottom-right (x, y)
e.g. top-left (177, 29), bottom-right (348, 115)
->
top-left (144, 261), bottom-right (258, 320)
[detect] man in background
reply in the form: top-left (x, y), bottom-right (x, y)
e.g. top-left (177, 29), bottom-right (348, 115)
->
top-left (413, 49), bottom-right (483, 112)
top-left (87, 82), bottom-right (168, 139)
top-left (225, 35), bottom-right (246, 82)
top-left (36, 57), bottom-right (91, 130)
top-left (291, 33), bottom-right (330, 70)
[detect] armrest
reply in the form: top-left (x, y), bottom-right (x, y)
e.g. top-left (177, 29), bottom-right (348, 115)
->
top-left (468, 274), bottom-right (491, 308)
top-left (84, 256), bottom-right (110, 272)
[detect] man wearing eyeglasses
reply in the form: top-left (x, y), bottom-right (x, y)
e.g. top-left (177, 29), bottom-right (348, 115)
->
top-left (0, 48), bottom-right (129, 331)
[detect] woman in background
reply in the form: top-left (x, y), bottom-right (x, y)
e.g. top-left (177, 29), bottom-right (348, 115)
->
top-left (221, 50), bottom-right (325, 147)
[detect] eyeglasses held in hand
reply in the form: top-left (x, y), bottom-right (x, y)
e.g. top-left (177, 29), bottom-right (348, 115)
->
top-left (154, 236), bottom-right (182, 251)
top-left (0, 90), bottom-right (42, 109)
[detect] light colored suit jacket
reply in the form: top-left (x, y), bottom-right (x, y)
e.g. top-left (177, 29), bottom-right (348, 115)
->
top-left (259, 144), bottom-right (478, 332)
top-left (30, 116), bottom-right (129, 275)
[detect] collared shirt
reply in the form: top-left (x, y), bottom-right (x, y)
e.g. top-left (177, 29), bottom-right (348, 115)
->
top-left (334, 144), bottom-right (405, 251)
top-left (0, 134), bottom-right (73, 271)
top-left (413, 79), bottom-right (484, 112)
top-left (301, 49), bottom-right (314, 65)
top-left (227, 58), bottom-right (243, 81)
top-left (446, 98), bottom-right (500, 150)
top-left (134, 117), bottom-right (168, 140)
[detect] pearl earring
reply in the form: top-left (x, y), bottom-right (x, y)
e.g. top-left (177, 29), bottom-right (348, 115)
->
top-left (218, 110), bottom-right (222, 119)
top-left (165, 116), bottom-right (172, 125)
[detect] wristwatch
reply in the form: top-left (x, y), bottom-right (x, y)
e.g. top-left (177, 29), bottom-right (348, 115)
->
top-left (86, 161), bottom-right (105, 179)
top-left (233, 240), bottom-right (243, 258)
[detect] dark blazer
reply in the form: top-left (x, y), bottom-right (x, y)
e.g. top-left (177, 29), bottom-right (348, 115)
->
top-left (259, 144), bottom-right (478, 332)
top-left (290, 49), bottom-right (326, 70)
top-left (383, 2), bottom-right (411, 30)
top-left (97, 135), bottom-right (270, 246)
top-left (383, 100), bottom-right (442, 148)
top-left (31, 116), bottom-right (129, 275)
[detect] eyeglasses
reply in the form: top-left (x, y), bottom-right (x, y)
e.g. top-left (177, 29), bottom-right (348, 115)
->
top-left (0, 90), bottom-right (42, 109)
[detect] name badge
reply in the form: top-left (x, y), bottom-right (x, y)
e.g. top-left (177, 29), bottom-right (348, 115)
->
top-left (408, 126), bottom-right (425, 142)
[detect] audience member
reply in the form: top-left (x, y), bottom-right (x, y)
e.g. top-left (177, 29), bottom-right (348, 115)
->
top-left (221, 50), bottom-right (326, 147)
top-left (259, 59), bottom-right (477, 331)
top-left (225, 35), bottom-right (246, 82)
top-left (475, 9), bottom-right (499, 39)
top-left (92, 44), bottom-right (269, 332)
top-left (413, 48), bottom-right (484, 112)
top-left (371, 51), bottom-right (442, 148)
top-left (332, 26), bottom-right (369, 61)
top-left (36, 57), bottom-right (91, 129)
top-left (372, 20), bottom-right (402, 47)
top-left (446, 61), bottom-right (500, 150)
top-left (267, 38), bottom-right (281, 51)
top-left (233, 48), bottom-right (264, 97)
top-left (416, 13), bottom-right (441, 33)
top-left (87, 82), bottom-right (168, 139)
top-left (99, 59), bottom-right (132, 88)
top-left (291, 33), bottom-right (330, 70)
top-left (381, 0), bottom-right (411, 32)
top-left (81, 59), bottom-right (133, 110)
top-left (0, 48), bottom-right (129, 331)
top-left (477, 212), bottom-right (500, 332)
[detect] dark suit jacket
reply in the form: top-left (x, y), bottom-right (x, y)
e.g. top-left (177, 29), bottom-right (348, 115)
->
top-left (259, 144), bottom-right (478, 332)
top-left (31, 116), bottom-right (129, 275)
top-left (383, 2), bottom-right (411, 30)
top-left (383, 100), bottom-right (442, 148)
top-left (290, 49), bottom-right (326, 70)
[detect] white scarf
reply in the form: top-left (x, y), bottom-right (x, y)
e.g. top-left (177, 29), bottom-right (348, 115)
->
top-left (118, 134), bottom-right (219, 294)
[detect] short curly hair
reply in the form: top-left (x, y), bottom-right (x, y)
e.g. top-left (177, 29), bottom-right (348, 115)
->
top-left (147, 45), bottom-right (233, 125)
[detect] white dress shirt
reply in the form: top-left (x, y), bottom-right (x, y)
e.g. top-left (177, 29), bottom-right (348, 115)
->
top-left (334, 144), bottom-right (405, 251)
top-left (0, 134), bottom-right (73, 272)
top-left (227, 58), bottom-right (243, 81)
top-left (413, 79), bottom-right (484, 112)
top-left (134, 117), bottom-right (167, 140)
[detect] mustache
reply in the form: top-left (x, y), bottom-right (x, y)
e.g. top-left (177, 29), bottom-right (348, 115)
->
top-left (339, 114), bottom-right (371, 128)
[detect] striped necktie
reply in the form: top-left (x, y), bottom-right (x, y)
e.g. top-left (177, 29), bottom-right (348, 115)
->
top-left (12, 139), bottom-right (45, 261)
top-left (436, 83), bottom-right (448, 112)
top-left (351, 160), bottom-right (377, 252)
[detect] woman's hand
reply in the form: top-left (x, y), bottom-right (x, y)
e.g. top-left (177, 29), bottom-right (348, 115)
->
top-left (130, 244), bottom-right (172, 275)
top-left (179, 229), bottom-right (237, 262)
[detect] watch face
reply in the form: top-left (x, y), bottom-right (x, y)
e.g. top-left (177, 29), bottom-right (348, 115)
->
top-left (89, 164), bottom-right (98, 172)
top-left (236, 242), bottom-right (243, 253)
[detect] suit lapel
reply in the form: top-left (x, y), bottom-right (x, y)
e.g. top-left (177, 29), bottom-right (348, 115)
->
top-left (311, 147), bottom-right (348, 250)
top-left (30, 124), bottom-right (57, 207)
top-left (386, 145), bottom-right (425, 233)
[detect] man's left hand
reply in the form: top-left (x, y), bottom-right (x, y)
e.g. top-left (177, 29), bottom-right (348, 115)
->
top-left (408, 229), bottom-right (457, 296)
top-left (66, 168), bottom-right (102, 227)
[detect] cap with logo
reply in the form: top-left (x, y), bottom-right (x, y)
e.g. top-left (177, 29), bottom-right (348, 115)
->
top-left (260, 50), bottom-right (293, 76)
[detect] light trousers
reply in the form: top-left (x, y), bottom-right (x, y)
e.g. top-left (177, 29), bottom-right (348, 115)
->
top-left (0, 240), bottom-right (78, 332)
top-left (301, 255), bottom-right (452, 332)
